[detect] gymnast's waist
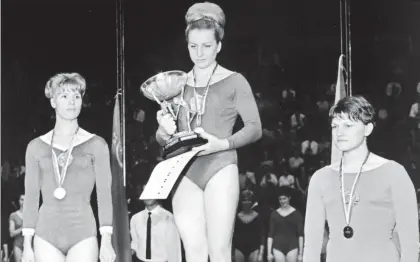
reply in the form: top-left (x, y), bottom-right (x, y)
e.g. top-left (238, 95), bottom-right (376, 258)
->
top-left (329, 229), bottom-right (395, 241)
top-left (40, 201), bottom-right (92, 211)
top-left (196, 149), bottom-right (237, 163)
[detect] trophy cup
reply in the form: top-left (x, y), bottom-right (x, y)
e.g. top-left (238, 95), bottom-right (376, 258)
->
top-left (140, 71), bottom-right (207, 159)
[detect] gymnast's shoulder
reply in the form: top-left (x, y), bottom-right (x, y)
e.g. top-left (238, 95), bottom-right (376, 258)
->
top-left (312, 164), bottom-right (339, 178)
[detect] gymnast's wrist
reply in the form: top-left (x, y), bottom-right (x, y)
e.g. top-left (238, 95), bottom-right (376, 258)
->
top-left (101, 233), bottom-right (112, 244)
top-left (23, 237), bottom-right (33, 248)
top-left (220, 138), bottom-right (230, 151)
top-left (157, 127), bottom-right (171, 141)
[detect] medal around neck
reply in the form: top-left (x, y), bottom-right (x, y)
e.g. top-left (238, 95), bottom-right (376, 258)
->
top-left (343, 226), bottom-right (353, 238)
top-left (51, 128), bottom-right (79, 200)
top-left (54, 187), bottom-right (66, 200)
top-left (140, 71), bottom-right (207, 159)
top-left (340, 152), bottom-right (370, 239)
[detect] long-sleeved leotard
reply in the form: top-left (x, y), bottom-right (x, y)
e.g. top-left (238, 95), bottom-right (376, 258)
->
top-left (233, 212), bottom-right (265, 257)
top-left (269, 209), bottom-right (304, 255)
top-left (175, 73), bottom-right (261, 189)
top-left (303, 161), bottom-right (419, 262)
top-left (22, 131), bottom-right (113, 254)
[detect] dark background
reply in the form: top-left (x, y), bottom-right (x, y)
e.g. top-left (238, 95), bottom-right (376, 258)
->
top-left (2, 0), bottom-right (420, 164)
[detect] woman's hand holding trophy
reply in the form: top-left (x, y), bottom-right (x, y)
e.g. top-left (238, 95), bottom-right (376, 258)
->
top-left (156, 109), bottom-right (177, 140)
top-left (191, 127), bottom-right (229, 156)
top-left (141, 70), bottom-right (207, 159)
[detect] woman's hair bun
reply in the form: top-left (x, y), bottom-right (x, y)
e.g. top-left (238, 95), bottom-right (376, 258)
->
top-left (185, 2), bottom-right (225, 27)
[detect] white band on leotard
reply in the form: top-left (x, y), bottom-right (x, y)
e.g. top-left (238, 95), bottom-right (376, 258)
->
top-left (340, 152), bottom-right (370, 226)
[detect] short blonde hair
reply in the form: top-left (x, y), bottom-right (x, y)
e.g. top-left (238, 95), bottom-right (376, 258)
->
top-left (45, 73), bottom-right (86, 99)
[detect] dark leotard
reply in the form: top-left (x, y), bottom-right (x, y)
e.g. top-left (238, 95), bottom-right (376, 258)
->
top-left (233, 212), bottom-right (264, 257)
top-left (268, 209), bottom-right (303, 255)
top-left (9, 212), bottom-right (23, 250)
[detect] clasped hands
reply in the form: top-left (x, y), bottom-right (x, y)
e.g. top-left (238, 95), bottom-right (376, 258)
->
top-left (157, 110), bottom-right (229, 156)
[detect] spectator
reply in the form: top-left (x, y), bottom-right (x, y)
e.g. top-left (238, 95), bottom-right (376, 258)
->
top-left (290, 107), bottom-right (305, 131)
top-left (288, 149), bottom-right (305, 178)
top-left (259, 164), bottom-right (279, 188)
top-left (130, 196), bottom-right (181, 262)
top-left (239, 169), bottom-right (257, 191)
top-left (233, 190), bottom-right (265, 262)
top-left (267, 186), bottom-right (304, 262)
top-left (9, 194), bottom-right (24, 262)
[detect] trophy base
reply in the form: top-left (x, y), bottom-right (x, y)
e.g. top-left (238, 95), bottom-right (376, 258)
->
top-left (163, 131), bottom-right (207, 159)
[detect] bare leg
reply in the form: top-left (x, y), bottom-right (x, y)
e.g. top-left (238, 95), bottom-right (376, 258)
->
top-left (234, 249), bottom-right (245, 262)
top-left (248, 249), bottom-right (260, 262)
top-left (13, 246), bottom-right (23, 262)
top-left (66, 236), bottom-right (98, 262)
top-left (34, 235), bottom-right (66, 262)
top-left (286, 249), bottom-right (298, 262)
top-left (172, 177), bottom-right (208, 262)
top-left (273, 249), bottom-right (286, 262)
top-left (205, 164), bottom-right (240, 262)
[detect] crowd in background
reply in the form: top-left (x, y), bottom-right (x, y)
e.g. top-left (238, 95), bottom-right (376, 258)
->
top-left (2, 49), bottom-right (420, 261)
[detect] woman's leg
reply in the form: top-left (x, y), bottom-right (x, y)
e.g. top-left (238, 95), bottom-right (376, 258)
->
top-left (65, 237), bottom-right (98, 262)
top-left (205, 164), bottom-right (240, 262)
top-left (234, 249), bottom-right (246, 262)
top-left (172, 177), bottom-right (208, 262)
top-left (34, 235), bottom-right (66, 262)
top-left (13, 246), bottom-right (23, 262)
top-left (248, 249), bottom-right (260, 262)
top-left (273, 249), bottom-right (286, 262)
top-left (285, 248), bottom-right (298, 262)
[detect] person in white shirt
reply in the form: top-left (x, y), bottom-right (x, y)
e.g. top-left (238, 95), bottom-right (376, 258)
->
top-left (290, 108), bottom-right (305, 131)
top-left (130, 197), bottom-right (182, 262)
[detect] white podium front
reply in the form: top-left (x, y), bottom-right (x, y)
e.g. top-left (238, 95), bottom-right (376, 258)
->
top-left (140, 150), bottom-right (201, 200)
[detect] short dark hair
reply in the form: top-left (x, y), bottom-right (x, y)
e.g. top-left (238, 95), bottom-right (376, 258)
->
top-left (329, 95), bottom-right (376, 126)
top-left (276, 186), bottom-right (292, 198)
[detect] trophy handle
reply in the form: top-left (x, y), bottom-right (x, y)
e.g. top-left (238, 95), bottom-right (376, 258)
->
top-left (161, 101), bottom-right (177, 119)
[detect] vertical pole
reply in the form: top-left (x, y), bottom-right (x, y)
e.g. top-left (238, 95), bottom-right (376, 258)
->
top-left (116, 0), bottom-right (126, 186)
top-left (347, 0), bottom-right (352, 96)
top-left (340, 0), bottom-right (352, 96)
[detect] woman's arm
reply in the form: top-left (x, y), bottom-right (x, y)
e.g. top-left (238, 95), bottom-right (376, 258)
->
top-left (296, 211), bottom-right (305, 258)
top-left (226, 74), bottom-right (262, 150)
top-left (22, 141), bottom-right (41, 245)
top-left (93, 137), bottom-right (113, 238)
top-left (302, 170), bottom-right (326, 262)
top-left (267, 237), bottom-right (273, 255)
top-left (9, 216), bottom-right (22, 238)
top-left (257, 215), bottom-right (265, 258)
top-left (129, 216), bottom-right (138, 256)
top-left (390, 163), bottom-right (419, 262)
top-left (2, 244), bottom-right (8, 260)
top-left (298, 236), bottom-right (304, 256)
top-left (267, 212), bottom-right (276, 255)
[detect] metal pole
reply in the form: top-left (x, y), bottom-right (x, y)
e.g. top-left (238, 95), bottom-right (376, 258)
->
top-left (116, 0), bottom-right (126, 186)
top-left (340, 0), bottom-right (352, 97)
top-left (347, 0), bottom-right (352, 96)
top-left (340, 0), bottom-right (345, 55)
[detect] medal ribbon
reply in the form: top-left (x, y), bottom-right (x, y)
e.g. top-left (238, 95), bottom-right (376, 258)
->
top-left (192, 63), bottom-right (218, 127)
top-left (51, 127), bottom-right (79, 189)
top-left (339, 151), bottom-right (370, 227)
